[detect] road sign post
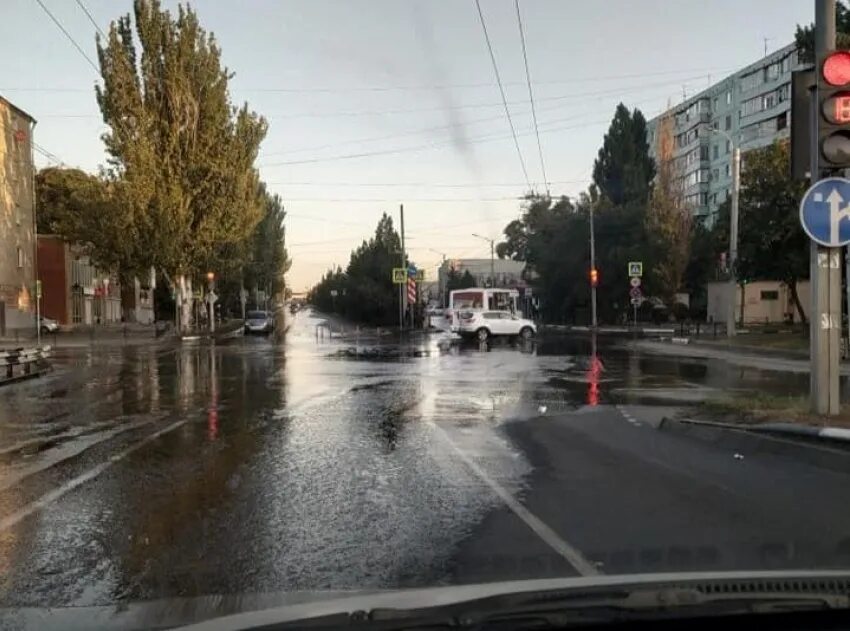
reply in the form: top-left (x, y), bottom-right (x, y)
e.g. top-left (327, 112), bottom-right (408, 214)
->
top-left (806, 0), bottom-right (843, 415)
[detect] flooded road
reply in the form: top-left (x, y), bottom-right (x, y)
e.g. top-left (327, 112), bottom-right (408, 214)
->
top-left (0, 309), bottom-right (848, 626)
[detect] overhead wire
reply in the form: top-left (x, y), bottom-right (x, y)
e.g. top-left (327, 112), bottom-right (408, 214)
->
top-left (73, 0), bottom-right (107, 38)
top-left (515, 0), bottom-right (548, 195)
top-left (473, 0), bottom-right (531, 190)
top-left (32, 0), bottom-right (100, 74)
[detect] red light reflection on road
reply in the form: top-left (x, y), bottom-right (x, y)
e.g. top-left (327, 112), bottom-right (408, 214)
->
top-left (587, 354), bottom-right (603, 406)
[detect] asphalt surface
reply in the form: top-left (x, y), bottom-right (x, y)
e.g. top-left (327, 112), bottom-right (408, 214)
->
top-left (0, 309), bottom-right (849, 625)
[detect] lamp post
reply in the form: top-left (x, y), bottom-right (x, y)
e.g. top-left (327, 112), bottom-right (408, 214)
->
top-left (471, 233), bottom-right (496, 287)
top-left (704, 125), bottom-right (740, 337)
top-left (429, 249), bottom-right (448, 307)
top-left (206, 271), bottom-right (215, 333)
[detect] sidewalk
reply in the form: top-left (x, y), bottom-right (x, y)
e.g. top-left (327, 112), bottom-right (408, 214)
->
top-left (631, 338), bottom-right (850, 375)
top-left (1, 322), bottom-right (174, 350)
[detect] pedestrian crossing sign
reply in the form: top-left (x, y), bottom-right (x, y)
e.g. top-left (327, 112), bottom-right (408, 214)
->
top-left (628, 261), bottom-right (643, 277)
top-left (392, 268), bottom-right (407, 284)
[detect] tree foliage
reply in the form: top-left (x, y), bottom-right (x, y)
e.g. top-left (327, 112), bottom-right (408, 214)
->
top-left (592, 103), bottom-right (655, 206)
top-left (308, 213), bottom-right (406, 326)
top-left (795, 1), bottom-right (850, 64)
top-left (645, 114), bottom-right (692, 307)
top-left (35, 167), bottom-right (139, 276)
top-left (95, 0), bottom-right (267, 319)
top-left (734, 141), bottom-right (809, 322)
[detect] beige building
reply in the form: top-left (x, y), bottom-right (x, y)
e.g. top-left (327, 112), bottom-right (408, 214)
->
top-left (707, 280), bottom-right (810, 325)
top-left (0, 96), bottom-right (36, 335)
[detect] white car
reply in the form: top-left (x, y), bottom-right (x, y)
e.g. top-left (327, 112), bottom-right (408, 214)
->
top-left (454, 310), bottom-right (536, 342)
top-left (39, 316), bottom-right (60, 333)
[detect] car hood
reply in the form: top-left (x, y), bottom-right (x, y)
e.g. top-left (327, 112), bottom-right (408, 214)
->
top-left (245, 320), bottom-right (268, 326)
top-left (6, 570), bottom-right (850, 631)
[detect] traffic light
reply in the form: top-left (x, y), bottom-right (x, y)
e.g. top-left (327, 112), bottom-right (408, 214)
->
top-left (819, 50), bottom-right (850, 169)
top-left (589, 268), bottom-right (599, 288)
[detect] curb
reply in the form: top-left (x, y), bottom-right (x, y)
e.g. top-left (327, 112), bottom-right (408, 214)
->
top-left (658, 417), bottom-right (850, 474)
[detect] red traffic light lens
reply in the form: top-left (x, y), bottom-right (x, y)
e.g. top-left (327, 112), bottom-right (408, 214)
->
top-left (823, 51), bottom-right (850, 86)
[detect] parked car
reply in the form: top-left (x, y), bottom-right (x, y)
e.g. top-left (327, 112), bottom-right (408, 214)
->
top-left (39, 316), bottom-right (59, 334)
top-left (244, 310), bottom-right (274, 335)
top-left (454, 310), bottom-right (536, 342)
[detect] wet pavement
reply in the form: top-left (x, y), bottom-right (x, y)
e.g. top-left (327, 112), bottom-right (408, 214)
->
top-left (0, 309), bottom-right (849, 625)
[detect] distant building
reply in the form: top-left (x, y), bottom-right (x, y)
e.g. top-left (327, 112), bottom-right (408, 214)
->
top-left (707, 280), bottom-right (810, 324)
top-left (0, 96), bottom-right (36, 335)
top-left (37, 236), bottom-right (124, 325)
top-left (646, 43), bottom-right (803, 225)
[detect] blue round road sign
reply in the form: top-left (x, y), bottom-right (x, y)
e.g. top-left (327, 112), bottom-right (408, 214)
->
top-left (800, 176), bottom-right (850, 247)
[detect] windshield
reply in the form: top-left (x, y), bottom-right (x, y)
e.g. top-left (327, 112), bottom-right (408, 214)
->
top-left (6, 0), bottom-right (850, 629)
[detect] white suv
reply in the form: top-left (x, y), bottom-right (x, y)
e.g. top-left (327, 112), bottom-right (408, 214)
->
top-left (454, 310), bottom-right (536, 342)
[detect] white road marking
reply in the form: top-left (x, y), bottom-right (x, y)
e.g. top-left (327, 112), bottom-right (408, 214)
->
top-left (0, 418), bottom-right (190, 532)
top-left (0, 386), bottom-right (349, 533)
top-left (616, 405), bottom-right (643, 427)
top-left (426, 419), bottom-right (600, 576)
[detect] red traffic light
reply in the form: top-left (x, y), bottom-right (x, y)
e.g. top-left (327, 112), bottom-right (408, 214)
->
top-left (823, 51), bottom-right (850, 86)
top-left (589, 268), bottom-right (599, 287)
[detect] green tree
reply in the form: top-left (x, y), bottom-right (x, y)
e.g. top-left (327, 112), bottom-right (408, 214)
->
top-left (592, 103), bottom-right (655, 206)
top-left (95, 0), bottom-right (267, 330)
top-left (35, 167), bottom-right (138, 276)
top-left (308, 213), bottom-right (406, 326)
top-left (795, 1), bottom-right (850, 64)
top-left (733, 141), bottom-right (809, 322)
top-left (645, 114), bottom-right (692, 308)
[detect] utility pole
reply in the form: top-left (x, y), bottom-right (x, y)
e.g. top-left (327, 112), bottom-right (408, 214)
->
top-left (728, 145), bottom-right (740, 336)
top-left (429, 249), bottom-right (448, 307)
top-left (471, 233), bottom-right (496, 286)
top-left (811, 0), bottom-right (841, 414)
top-left (589, 202), bottom-right (598, 328)
top-left (400, 203), bottom-right (406, 331)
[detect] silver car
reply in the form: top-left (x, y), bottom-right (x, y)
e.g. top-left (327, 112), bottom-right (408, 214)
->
top-left (244, 310), bottom-right (274, 335)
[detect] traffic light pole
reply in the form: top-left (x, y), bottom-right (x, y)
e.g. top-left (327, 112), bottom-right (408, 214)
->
top-left (589, 201), bottom-right (597, 329)
top-left (811, 0), bottom-right (842, 415)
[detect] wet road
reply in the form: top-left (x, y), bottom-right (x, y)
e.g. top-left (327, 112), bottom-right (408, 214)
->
top-left (0, 309), bottom-right (849, 619)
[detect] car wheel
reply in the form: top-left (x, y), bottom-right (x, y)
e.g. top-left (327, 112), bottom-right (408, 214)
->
top-left (476, 327), bottom-right (490, 342)
top-left (519, 326), bottom-right (534, 340)
top-left (40, 326), bottom-right (50, 334)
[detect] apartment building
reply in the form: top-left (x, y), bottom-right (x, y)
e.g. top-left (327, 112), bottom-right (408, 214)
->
top-left (646, 43), bottom-right (803, 225)
top-left (0, 96), bottom-right (36, 336)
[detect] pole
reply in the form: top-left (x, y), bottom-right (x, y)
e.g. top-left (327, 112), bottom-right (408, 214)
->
top-left (30, 119), bottom-right (40, 347)
top-left (399, 204), bottom-right (406, 332)
top-left (489, 240), bottom-right (495, 286)
top-left (589, 201), bottom-right (597, 328)
top-left (727, 145), bottom-right (740, 337)
top-left (811, 0), bottom-right (841, 415)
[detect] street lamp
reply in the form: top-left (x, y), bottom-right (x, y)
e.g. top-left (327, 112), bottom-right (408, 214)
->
top-left (471, 233), bottom-right (496, 287)
top-left (703, 124), bottom-right (740, 338)
top-left (429, 249), bottom-right (448, 307)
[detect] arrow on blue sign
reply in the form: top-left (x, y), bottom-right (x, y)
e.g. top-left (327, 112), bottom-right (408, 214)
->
top-left (800, 177), bottom-right (850, 247)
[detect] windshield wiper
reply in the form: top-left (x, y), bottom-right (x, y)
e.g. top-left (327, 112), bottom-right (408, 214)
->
top-left (271, 584), bottom-right (849, 629)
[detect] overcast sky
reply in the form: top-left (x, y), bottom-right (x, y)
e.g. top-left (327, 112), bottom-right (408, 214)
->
top-left (2, 0), bottom-right (812, 290)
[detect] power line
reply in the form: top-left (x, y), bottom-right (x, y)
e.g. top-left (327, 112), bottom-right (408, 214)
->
top-left (0, 65), bottom-right (739, 96)
top-left (259, 75), bottom-right (705, 159)
top-left (267, 179), bottom-right (587, 188)
top-left (515, 0), bottom-right (548, 196)
top-left (33, 0), bottom-right (100, 74)
top-left (74, 0), bottom-right (106, 38)
top-left (474, 0), bottom-right (531, 190)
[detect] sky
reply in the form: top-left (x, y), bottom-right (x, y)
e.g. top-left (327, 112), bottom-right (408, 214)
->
top-left (1, 0), bottom-right (813, 291)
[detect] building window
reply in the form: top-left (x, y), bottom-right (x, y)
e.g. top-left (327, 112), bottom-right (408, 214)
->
top-left (725, 115), bottom-right (732, 130)
top-left (777, 111), bottom-right (788, 130)
top-left (16, 247), bottom-right (23, 268)
top-left (713, 144), bottom-right (719, 159)
top-left (712, 168), bottom-right (719, 181)
top-left (726, 90), bottom-right (732, 105)
top-left (725, 164), bottom-right (731, 178)
top-left (726, 139), bottom-right (731, 154)
top-left (760, 290), bottom-right (779, 300)
top-left (711, 192), bottom-right (718, 205)
top-left (713, 96), bottom-right (718, 111)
